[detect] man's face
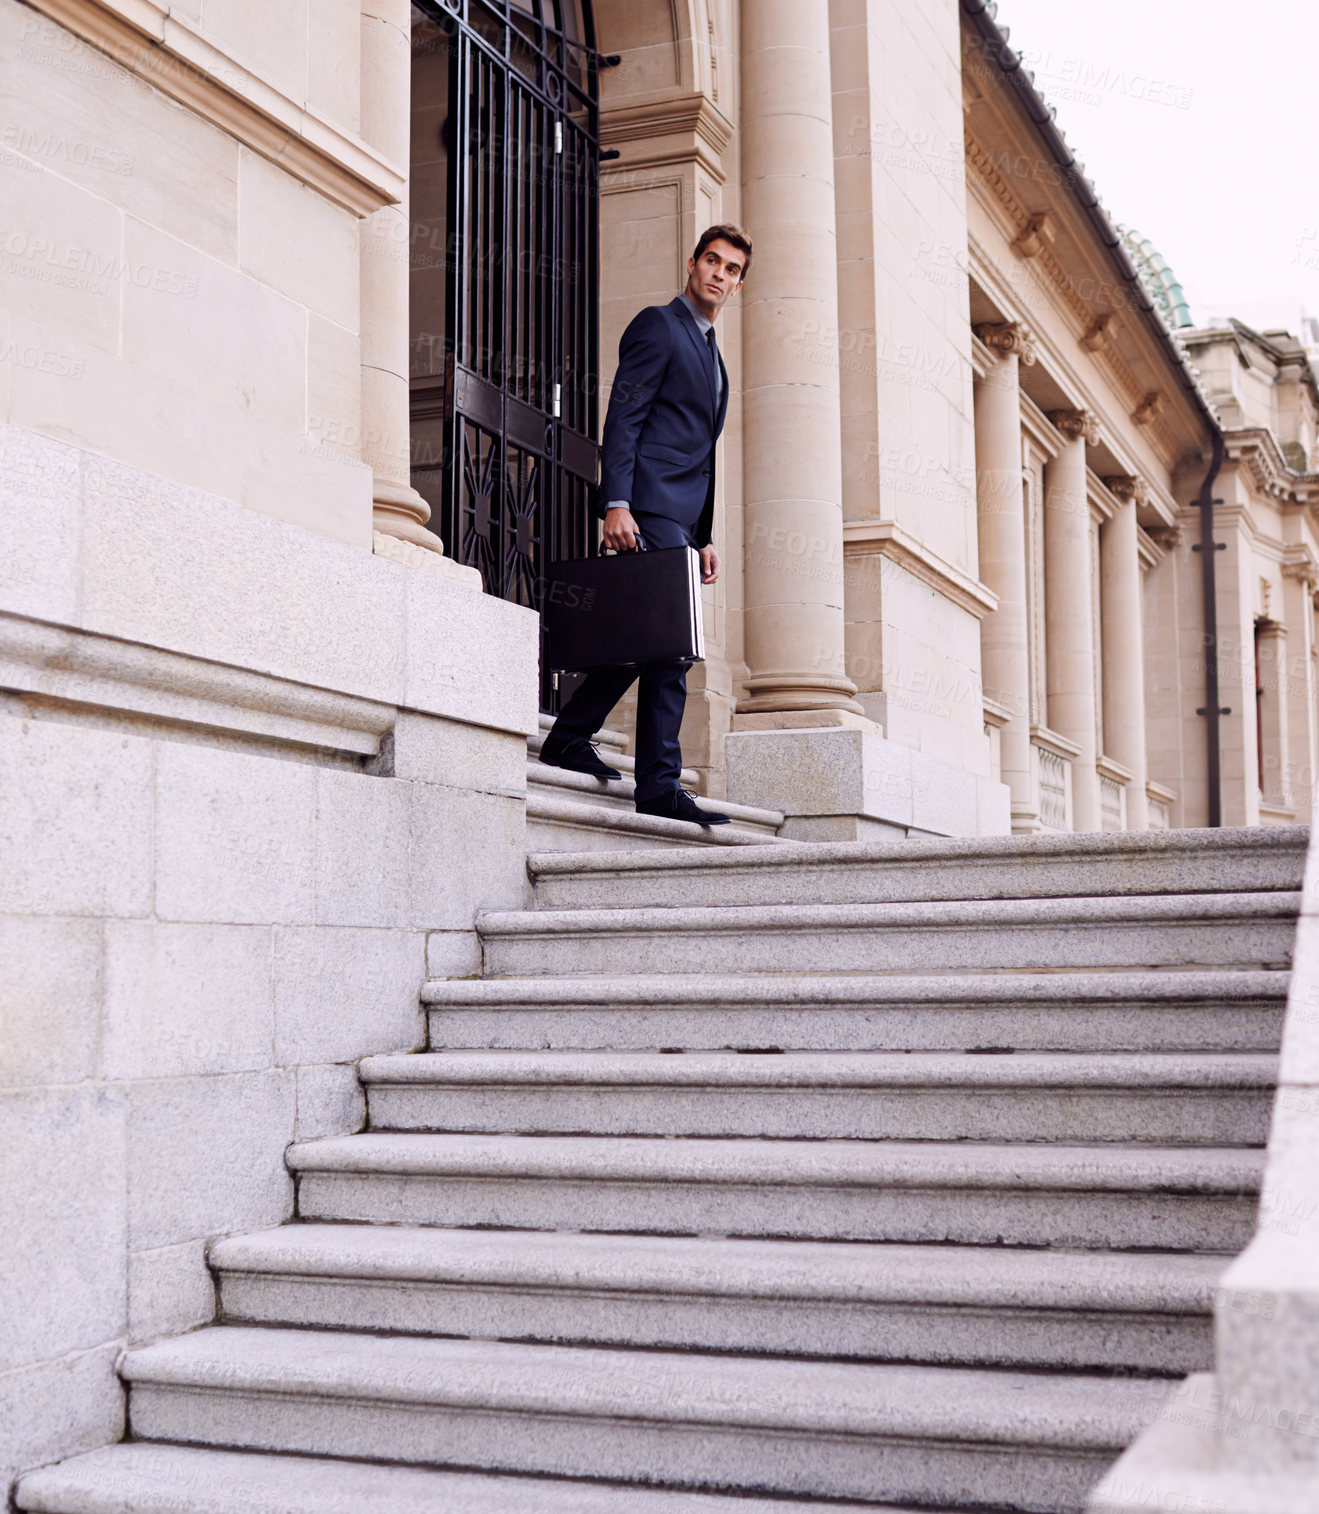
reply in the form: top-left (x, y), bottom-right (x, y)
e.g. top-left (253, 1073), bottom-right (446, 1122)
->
top-left (686, 239), bottom-right (745, 315)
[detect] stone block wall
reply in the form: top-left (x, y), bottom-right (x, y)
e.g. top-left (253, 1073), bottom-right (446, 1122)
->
top-left (0, 423), bottom-right (540, 1490)
top-left (0, 0), bottom-right (378, 547)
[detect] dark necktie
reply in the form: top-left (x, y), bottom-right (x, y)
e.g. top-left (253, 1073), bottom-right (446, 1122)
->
top-left (705, 327), bottom-right (719, 401)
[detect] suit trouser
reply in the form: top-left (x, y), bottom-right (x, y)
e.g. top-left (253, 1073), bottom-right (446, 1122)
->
top-left (548, 511), bottom-right (695, 805)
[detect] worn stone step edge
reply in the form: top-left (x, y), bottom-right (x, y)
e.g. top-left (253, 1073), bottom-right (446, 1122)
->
top-left (359, 1049), bottom-right (1278, 1091)
top-left (532, 716), bottom-right (629, 753)
top-left (479, 891), bottom-right (1301, 940)
top-left (16, 1443), bottom-right (879, 1514)
top-left (286, 1131), bottom-right (1265, 1194)
top-left (120, 1326), bottom-right (1170, 1451)
top-left (526, 792), bottom-right (780, 847)
top-left (422, 968), bottom-right (1291, 1006)
top-left (208, 1224), bottom-right (1229, 1315)
top-left (527, 824), bottom-right (1310, 887)
top-left (527, 761), bottom-right (784, 829)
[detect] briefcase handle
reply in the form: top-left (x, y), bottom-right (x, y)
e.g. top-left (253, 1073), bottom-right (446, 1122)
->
top-left (597, 534), bottom-right (648, 555)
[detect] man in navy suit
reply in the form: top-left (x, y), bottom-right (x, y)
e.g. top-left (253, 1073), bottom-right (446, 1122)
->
top-left (540, 225), bottom-right (751, 827)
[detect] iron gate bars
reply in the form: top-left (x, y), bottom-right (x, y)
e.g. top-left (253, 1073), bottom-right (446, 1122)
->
top-left (409, 0), bottom-right (601, 711)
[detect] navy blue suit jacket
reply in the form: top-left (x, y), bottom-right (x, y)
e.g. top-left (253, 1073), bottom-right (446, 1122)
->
top-left (597, 296), bottom-right (729, 549)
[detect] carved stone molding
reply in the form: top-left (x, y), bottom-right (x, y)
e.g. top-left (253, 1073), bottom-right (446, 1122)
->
top-left (973, 321), bottom-right (1038, 366)
top-left (1103, 474), bottom-right (1150, 507)
top-left (843, 519), bottom-right (999, 620)
top-left (1080, 314), bottom-right (1115, 352)
top-left (1146, 524), bottom-right (1185, 551)
top-left (600, 94), bottom-right (735, 182)
top-left (1283, 544), bottom-right (1319, 589)
top-left (1048, 409), bottom-right (1101, 446)
top-left (1133, 392), bottom-right (1167, 427)
top-left (1011, 213), bottom-right (1056, 259)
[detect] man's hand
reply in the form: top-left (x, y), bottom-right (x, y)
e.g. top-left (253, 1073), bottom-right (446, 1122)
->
top-left (603, 506), bottom-right (641, 551)
top-left (700, 544), bottom-right (720, 585)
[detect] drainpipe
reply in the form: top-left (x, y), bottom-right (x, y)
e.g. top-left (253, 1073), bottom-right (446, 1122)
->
top-left (1193, 431), bottom-right (1227, 826)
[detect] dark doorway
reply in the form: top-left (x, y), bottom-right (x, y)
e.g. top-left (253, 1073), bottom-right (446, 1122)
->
top-left (409, 0), bottom-right (601, 711)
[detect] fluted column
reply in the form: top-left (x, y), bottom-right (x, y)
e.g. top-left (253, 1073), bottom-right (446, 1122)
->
top-left (360, 0), bottom-right (439, 552)
top-left (974, 323), bottom-right (1035, 824)
top-left (1100, 476), bottom-right (1149, 829)
top-left (1044, 409), bottom-right (1101, 831)
top-left (736, 0), bottom-right (860, 720)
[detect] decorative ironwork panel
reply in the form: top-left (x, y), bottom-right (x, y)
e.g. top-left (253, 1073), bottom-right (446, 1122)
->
top-left (410, 0), bottom-right (600, 711)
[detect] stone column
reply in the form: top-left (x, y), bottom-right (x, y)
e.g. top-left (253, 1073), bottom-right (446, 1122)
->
top-left (736, 0), bottom-right (861, 722)
top-left (1044, 408), bottom-right (1101, 832)
top-left (1100, 476), bottom-right (1149, 829)
top-left (973, 323), bottom-right (1035, 825)
top-left (360, 0), bottom-right (440, 552)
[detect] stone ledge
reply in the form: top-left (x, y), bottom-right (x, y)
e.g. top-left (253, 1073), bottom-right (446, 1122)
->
top-left (0, 612), bottom-right (393, 761)
top-left (22, 0), bottom-right (403, 214)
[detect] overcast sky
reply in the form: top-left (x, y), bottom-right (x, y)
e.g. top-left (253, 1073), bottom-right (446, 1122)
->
top-left (993, 0), bottom-right (1318, 338)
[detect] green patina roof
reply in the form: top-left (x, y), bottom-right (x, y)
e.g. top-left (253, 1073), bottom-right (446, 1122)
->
top-left (1119, 227), bottom-right (1193, 329)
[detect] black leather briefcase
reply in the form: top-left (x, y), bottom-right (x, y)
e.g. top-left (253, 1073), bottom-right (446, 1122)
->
top-left (543, 541), bottom-right (705, 673)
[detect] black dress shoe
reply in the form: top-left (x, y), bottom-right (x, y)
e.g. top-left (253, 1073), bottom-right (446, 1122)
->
top-left (539, 734), bottom-right (622, 781)
top-left (636, 788), bottom-right (732, 826)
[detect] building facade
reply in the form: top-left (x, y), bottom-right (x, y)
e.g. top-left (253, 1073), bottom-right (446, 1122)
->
top-left (2, 0), bottom-right (1319, 1496)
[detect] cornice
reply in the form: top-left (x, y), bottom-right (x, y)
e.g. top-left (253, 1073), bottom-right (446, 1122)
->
top-left (842, 519), bottom-right (999, 619)
top-left (964, 141), bottom-right (1181, 460)
top-left (600, 93), bottom-right (734, 182)
top-left (23, 0), bottom-right (402, 214)
top-left (1222, 427), bottom-right (1319, 505)
top-left (1283, 543), bottom-right (1319, 589)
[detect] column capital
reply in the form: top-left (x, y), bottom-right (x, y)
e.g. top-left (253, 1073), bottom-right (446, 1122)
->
top-left (974, 321), bottom-right (1038, 366)
top-left (1048, 408), bottom-right (1100, 446)
top-left (1103, 473), bottom-right (1150, 506)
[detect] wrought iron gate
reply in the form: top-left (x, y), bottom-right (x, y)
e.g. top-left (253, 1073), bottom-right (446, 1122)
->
top-left (410, 0), bottom-right (601, 711)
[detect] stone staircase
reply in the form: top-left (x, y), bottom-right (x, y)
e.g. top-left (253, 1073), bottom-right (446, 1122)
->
top-left (526, 716), bottom-right (784, 850)
top-left (16, 826), bottom-right (1306, 1514)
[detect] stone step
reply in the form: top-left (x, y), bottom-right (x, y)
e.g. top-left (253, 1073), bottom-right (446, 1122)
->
top-left (527, 825), bottom-right (1309, 911)
top-left (478, 892), bottom-right (1300, 979)
top-left (528, 743), bottom-right (699, 789)
top-left (423, 969), bottom-right (1289, 1051)
top-left (526, 789), bottom-right (781, 852)
top-left (527, 759), bottom-right (781, 826)
top-left (16, 1443), bottom-right (880, 1514)
top-left (532, 715), bottom-right (629, 753)
top-left (358, 1049), bottom-right (1277, 1145)
top-left (289, 1132), bottom-right (1263, 1251)
top-left (210, 1223), bottom-right (1227, 1374)
top-left (118, 1325), bottom-right (1172, 1512)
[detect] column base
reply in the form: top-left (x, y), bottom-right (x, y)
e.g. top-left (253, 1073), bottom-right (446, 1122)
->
top-left (725, 726), bottom-right (1011, 839)
top-left (372, 531), bottom-right (482, 592)
top-left (732, 708), bottom-right (881, 735)
top-left (372, 479), bottom-right (443, 555)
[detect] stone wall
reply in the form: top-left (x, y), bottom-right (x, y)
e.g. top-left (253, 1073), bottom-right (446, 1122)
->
top-left (0, 422), bottom-right (539, 1488)
top-left (0, 0), bottom-right (379, 547)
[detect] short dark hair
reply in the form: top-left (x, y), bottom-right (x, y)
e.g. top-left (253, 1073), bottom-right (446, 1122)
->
top-left (693, 223), bottom-right (752, 280)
